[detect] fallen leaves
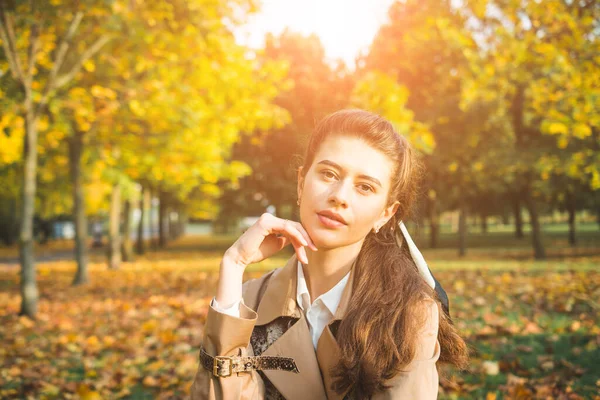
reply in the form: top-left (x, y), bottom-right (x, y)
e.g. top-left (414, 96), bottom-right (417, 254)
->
top-left (0, 244), bottom-right (598, 399)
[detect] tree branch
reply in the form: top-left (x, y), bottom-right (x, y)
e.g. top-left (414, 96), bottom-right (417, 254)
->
top-left (53, 34), bottom-right (111, 90)
top-left (26, 22), bottom-right (40, 87)
top-left (0, 5), bottom-right (25, 85)
top-left (37, 11), bottom-right (84, 109)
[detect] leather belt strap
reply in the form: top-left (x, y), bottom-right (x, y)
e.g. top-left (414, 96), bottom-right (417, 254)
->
top-left (200, 347), bottom-right (300, 378)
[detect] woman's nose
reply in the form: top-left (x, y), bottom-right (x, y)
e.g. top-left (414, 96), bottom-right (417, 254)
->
top-left (328, 180), bottom-right (351, 207)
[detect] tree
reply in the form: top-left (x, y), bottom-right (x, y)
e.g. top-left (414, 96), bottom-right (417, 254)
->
top-left (0, 1), bottom-right (112, 317)
top-left (363, 0), bottom-right (501, 255)
top-left (460, 0), bottom-right (600, 258)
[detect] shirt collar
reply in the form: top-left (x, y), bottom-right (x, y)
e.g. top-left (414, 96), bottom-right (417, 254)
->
top-left (296, 261), bottom-right (351, 316)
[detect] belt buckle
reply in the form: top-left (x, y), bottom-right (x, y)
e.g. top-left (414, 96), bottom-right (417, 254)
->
top-left (213, 356), bottom-right (233, 377)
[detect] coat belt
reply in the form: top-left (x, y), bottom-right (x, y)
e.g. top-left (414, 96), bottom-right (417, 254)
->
top-left (200, 347), bottom-right (300, 378)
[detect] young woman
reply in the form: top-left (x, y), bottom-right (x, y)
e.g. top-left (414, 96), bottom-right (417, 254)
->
top-left (191, 110), bottom-right (469, 399)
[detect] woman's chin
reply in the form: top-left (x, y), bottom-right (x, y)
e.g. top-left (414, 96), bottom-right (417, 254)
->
top-left (306, 226), bottom-right (350, 249)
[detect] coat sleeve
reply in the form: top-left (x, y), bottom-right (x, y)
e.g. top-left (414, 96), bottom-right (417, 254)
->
top-left (189, 299), bottom-right (265, 399)
top-left (376, 300), bottom-right (441, 400)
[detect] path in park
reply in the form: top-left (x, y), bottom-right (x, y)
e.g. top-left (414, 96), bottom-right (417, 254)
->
top-left (0, 236), bottom-right (153, 266)
top-left (0, 249), bottom-right (98, 266)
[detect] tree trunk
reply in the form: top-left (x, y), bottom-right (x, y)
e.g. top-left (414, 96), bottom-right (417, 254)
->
top-left (108, 184), bottom-right (122, 269)
top-left (19, 109), bottom-right (39, 318)
top-left (69, 132), bottom-right (89, 286)
top-left (458, 198), bottom-right (467, 257)
top-left (567, 192), bottom-right (576, 247)
top-left (513, 197), bottom-right (524, 238)
top-left (481, 213), bottom-right (488, 234)
top-left (524, 190), bottom-right (546, 260)
top-left (180, 212), bottom-right (188, 236)
top-left (150, 189), bottom-right (158, 250)
top-left (121, 199), bottom-right (133, 261)
top-left (428, 194), bottom-right (439, 249)
top-left (169, 208), bottom-right (178, 239)
top-left (159, 191), bottom-right (167, 247)
top-left (136, 186), bottom-right (145, 255)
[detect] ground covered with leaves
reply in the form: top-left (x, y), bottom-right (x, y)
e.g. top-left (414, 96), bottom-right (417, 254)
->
top-left (0, 234), bottom-right (599, 399)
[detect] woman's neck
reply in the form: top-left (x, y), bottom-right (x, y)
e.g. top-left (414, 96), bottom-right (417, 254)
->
top-left (302, 239), bottom-right (364, 301)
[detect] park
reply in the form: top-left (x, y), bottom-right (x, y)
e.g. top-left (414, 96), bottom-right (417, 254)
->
top-left (1, 0), bottom-right (599, 399)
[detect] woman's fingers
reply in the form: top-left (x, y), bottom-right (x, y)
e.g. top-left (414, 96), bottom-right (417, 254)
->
top-left (258, 215), bottom-right (315, 263)
top-left (273, 217), bottom-right (317, 250)
top-left (289, 221), bottom-right (318, 251)
top-left (295, 244), bottom-right (308, 264)
top-left (278, 220), bottom-right (318, 264)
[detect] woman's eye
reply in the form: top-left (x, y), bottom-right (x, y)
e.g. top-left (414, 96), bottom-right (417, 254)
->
top-left (322, 170), bottom-right (336, 179)
top-left (358, 184), bottom-right (374, 193)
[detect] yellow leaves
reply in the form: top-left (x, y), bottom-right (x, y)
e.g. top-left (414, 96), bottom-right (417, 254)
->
top-left (86, 335), bottom-right (100, 348)
top-left (350, 71), bottom-right (435, 153)
top-left (77, 384), bottom-right (102, 400)
top-left (572, 123), bottom-right (591, 139)
top-left (37, 116), bottom-right (50, 132)
top-left (547, 122), bottom-right (568, 135)
top-left (90, 85), bottom-right (116, 100)
top-left (536, 43), bottom-right (556, 56)
top-left (68, 87), bottom-right (89, 100)
top-left (557, 136), bottom-right (569, 149)
top-left (142, 376), bottom-right (160, 388)
top-left (541, 171), bottom-right (549, 181)
top-left (83, 59), bottom-right (96, 72)
top-left (448, 162), bottom-right (458, 172)
top-left (2, 235), bottom-right (600, 397)
top-left (142, 319), bottom-right (158, 332)
top-left (40, 383), bottom-right (61, 397)
top-left (147, 359), bottom-right (165, 372)
top-left (471, 0), bottom-right (488, 19)
top-left (159, 330), bottom-right (176, 344)
top-left (18, 316), bottom-right (35, 328)
top-left (128, 100), bottom-right (145, 117)
top-left (0, 114), bottom-right (24, 165)
top-left (454, 279), bottom-right (465, 293)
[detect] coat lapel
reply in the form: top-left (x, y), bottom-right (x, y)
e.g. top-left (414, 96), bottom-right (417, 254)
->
top-left (315, 263), bottom-right (356, 400)
top-left (261, 312), bottom-right (328, 400)
top-left (316, 325), bottom-right (345, 400)
top-left (252, 254), bottom-right (328, 400)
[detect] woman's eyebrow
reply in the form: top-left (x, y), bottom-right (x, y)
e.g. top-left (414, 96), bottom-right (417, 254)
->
top-left (316, 160), bottom-right (383, 188)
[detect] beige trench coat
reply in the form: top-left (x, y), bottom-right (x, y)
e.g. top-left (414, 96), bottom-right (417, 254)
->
top-left (190, 254), bottom-right (441, 399)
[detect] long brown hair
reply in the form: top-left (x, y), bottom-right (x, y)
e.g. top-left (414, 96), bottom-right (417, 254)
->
top-left (300, 109), bottom-right (469, 398)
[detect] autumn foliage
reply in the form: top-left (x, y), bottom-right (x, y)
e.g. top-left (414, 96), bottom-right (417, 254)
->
top-left (1, 234), bottom-right (599, 399)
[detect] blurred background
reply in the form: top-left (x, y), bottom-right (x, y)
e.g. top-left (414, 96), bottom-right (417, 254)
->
top-left (0, 0), bottom-right (599, 399)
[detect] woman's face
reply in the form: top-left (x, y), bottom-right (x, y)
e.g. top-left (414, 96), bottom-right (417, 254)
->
top-left (297, 134), bottom-right (399, 249)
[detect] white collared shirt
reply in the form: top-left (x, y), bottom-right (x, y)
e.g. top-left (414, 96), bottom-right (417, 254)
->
top-left (296, 261), bottom-right (350, 349)
top-left (212, 261), bottom-right (351, 350)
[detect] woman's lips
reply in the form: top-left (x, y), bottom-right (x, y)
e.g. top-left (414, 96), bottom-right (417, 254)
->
top-left (317, 213), bottom-right (346, 229)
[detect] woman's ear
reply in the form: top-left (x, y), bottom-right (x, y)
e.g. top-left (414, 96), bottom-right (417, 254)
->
top-left (297, 166), bottom-right (304, 199)
top-left (377, 201), bottom-right (400, 227)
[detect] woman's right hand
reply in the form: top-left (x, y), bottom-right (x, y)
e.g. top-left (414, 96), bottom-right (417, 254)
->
top-left (224, 213), bottom-right (318, 268)
top-left (215, 213), bottom-right (317, 308)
